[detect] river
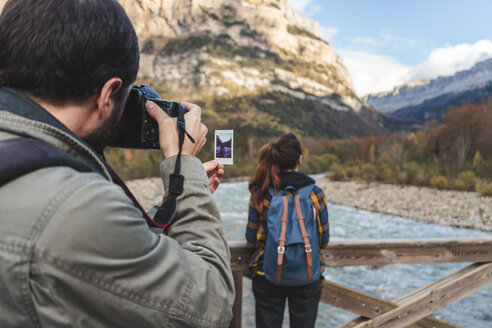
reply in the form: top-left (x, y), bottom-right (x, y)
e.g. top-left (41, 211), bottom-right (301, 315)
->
top-left (214, 177), bottom-right (492, 327)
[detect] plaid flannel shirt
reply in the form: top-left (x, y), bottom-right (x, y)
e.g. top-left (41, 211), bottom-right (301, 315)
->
top-left (245, 185), bottom-right (330, 277)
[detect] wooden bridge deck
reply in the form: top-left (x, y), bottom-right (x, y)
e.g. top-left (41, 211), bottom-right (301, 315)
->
top-left (228, 238), bottom-right (492, 328)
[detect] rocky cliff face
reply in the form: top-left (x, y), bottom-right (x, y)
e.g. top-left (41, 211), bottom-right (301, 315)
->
top-left (365, 58), bottom-right (492, 119)
top-left (119, 0), bottom-right (360, 111)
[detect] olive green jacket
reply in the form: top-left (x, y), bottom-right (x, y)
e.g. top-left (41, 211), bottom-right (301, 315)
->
top-left (0, 88), bottom-right (234, 327)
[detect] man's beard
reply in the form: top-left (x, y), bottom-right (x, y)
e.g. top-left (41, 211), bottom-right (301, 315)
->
top-left (82, 103), bottom-right (123, 155)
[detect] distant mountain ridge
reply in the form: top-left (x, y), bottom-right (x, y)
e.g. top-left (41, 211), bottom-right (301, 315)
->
top-left (364, 58), bottom-right (492, 121)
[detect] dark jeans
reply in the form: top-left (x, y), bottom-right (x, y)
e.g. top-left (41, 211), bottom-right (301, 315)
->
top-left (252, 275), bottom-right (322, 328)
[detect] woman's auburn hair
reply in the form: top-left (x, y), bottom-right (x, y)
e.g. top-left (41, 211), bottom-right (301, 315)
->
top-left (249, 133), bottom-right (302, 211)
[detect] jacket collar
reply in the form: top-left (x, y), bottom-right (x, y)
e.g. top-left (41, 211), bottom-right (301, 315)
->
top-left (278, 171), bottom-right (315, 190)
top-left (0, 87), bottom-right (112, 180)
top-left (0, 87), bottom-right (76, 138)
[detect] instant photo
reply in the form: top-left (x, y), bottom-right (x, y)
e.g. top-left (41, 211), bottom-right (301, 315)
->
top-left (215, 130), bottom-right (233, 165)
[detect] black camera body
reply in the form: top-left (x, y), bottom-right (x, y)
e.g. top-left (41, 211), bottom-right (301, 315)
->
top-left (110, 85), bottom-right (185, 149)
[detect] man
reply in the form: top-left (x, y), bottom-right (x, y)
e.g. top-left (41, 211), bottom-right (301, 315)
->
top-left (0, 0), bottom-right (234, 327)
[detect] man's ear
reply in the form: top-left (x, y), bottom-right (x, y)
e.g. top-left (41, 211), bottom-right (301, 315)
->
top-left (298, 154), bottom-right (303, 166)
top-left (97, 77), bottom-right (123, 115)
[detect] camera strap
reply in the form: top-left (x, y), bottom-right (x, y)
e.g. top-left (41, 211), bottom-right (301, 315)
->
top-left (152, 107), bottom-right (195, 232)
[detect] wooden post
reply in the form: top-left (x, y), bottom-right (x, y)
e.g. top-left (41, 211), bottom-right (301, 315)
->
top-left (229, 271), bottom-right (243, 328)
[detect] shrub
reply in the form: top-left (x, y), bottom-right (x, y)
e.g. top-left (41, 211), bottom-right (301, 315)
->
top-left (397, 171), bottom-right (407, 184)
top-left (329, 163), bottom-right (346, 181)
top-left (344, 165), bottom-right (360, 179)
top-left (302, 153), bottom-right (341, 174)
top-left (430, 176), bottom-right (448, 190)
top-left (160, 34), bottom-right (212, 55)
top-left (321, 153), bottom-right (341, 168)
top-left (377, 152), bottom-right (394, 166)
top-left (477, 182), bottom-right (492, 196)
top-left (302, 155), bottom-right (324, 174)
top-left (477, 159), bottom-right (492, 180)
top-left (452, 170), bottom-right (476, 191)
top-left (402, 162), bottom-right (420, 185)
top-left (377, 164), bottom-right (397, 184)
top-left (414, 169), bottom-right (429, 186)
top-left (360, 163), bottom-right (377, 182)
top-left (287, 25), bottom-right (325, 43)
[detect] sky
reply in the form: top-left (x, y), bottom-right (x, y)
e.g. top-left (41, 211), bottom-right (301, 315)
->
top-left (289, 0), bottom-right (492, 96)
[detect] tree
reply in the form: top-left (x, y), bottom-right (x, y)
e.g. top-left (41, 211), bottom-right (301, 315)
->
top-left (455, 128), bottom-right (470, 173)
top-left (473, 150), bottom-right (483, 170)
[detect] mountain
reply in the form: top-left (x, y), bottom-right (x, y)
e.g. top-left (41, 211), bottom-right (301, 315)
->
top-left (0, 0), bottom-right (405, 138)
top-left (120, 0), bottom-right (357, 104)
top-left (364, 58), bottom-right (492, 121)
top-left (121, 0), bottom-right (413, 138)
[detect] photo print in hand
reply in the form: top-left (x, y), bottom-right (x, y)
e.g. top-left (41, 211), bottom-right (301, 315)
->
top-left (215, 130), bottom-right (233, 165)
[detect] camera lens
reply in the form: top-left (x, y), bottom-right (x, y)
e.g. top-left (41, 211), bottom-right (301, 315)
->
top-left (144, 124), bottom-right (158, 140)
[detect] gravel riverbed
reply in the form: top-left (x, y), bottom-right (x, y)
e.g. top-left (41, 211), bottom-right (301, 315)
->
top-left (127, 177), bottom-right (492, 232)
top-left (317, 178), bottom-right (492, 232)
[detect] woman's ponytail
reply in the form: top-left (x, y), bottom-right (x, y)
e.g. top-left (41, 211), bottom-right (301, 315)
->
top-left (249, 133), bottom-right (302, 212)
top-left (249, 142), bottom-right (281, 211)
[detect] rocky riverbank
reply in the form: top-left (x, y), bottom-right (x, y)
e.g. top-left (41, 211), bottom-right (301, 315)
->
top-left (316, 178), bottom-right (492, 232)
top-left (127, 176), bottom-right (492, 232)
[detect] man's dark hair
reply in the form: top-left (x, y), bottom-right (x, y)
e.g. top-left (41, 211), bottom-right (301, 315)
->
top-left (0, 0), bottom-right (139, 105)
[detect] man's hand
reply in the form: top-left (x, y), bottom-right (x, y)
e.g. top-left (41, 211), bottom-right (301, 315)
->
top-left (203, 160), bottom-right (224, 193)
top-left (145, 101), bottom-right (208, 158)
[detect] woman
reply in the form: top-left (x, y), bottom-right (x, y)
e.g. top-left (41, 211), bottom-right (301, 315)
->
top-left (245, 132), bottom-right (330, 328)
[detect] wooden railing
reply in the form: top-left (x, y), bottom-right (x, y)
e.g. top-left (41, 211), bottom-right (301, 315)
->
top-left (228, 238), bottom-right (492, 328)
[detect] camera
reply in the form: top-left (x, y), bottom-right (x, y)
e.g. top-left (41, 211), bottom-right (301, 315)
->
top-left (109, 85), bottom-right (186, 149)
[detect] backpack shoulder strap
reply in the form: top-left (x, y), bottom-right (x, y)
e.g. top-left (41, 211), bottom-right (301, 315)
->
top-left (0, 137), bottom-right (160, 228)
top-left (275, 195), bottom-right (289, 284)
top-left (294, 193), bottom-right (313, 283)
top-left (0, 137), bottom-right (99, 186)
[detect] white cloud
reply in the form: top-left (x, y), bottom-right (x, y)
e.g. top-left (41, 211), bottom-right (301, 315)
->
top-left (304, 3), bottom-right (322, 16)
top-left (338, 39), bottom-right (492, 96)
top-left (350, 29), bottom-right (418, 49)
top-left (408, 39), bottom-right (492, 81)
top-left (289, 0), bottom-right (313, 13)
top-left (320, 25), bottom-right (339, 42)
top-left (339, 50), bottom-right (411, 96)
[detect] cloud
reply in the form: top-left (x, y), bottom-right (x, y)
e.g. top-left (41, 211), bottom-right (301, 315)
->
top-left (350, 29), bottom-right (418, 49)
top-left (320, 25), bottom-right (339, 42)
top-left (289, 0), bottom-right (312, 12)
top-left (303, 3), bottom-right (322, 16)
top-left (408, 39), bottom-right (492, 81)
top-left (339, 39), bottom-right (492, 96)
top-left (289, 0), bottom-right (313, 13)
top-left (338, 50), bottom-right (411, 96)
top-left (289, 0), bottom-right (321, 15)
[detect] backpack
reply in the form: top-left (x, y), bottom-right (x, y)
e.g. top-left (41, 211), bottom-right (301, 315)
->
top-left (263, 184), bottom-right (321, 286)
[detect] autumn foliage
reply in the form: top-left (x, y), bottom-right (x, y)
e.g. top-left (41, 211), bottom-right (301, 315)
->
top-left (301, 99), bottom-right (492, 194)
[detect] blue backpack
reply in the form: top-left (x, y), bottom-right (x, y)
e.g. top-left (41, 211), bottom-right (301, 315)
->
top-left (263, 184), bottom-right (321, 286)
